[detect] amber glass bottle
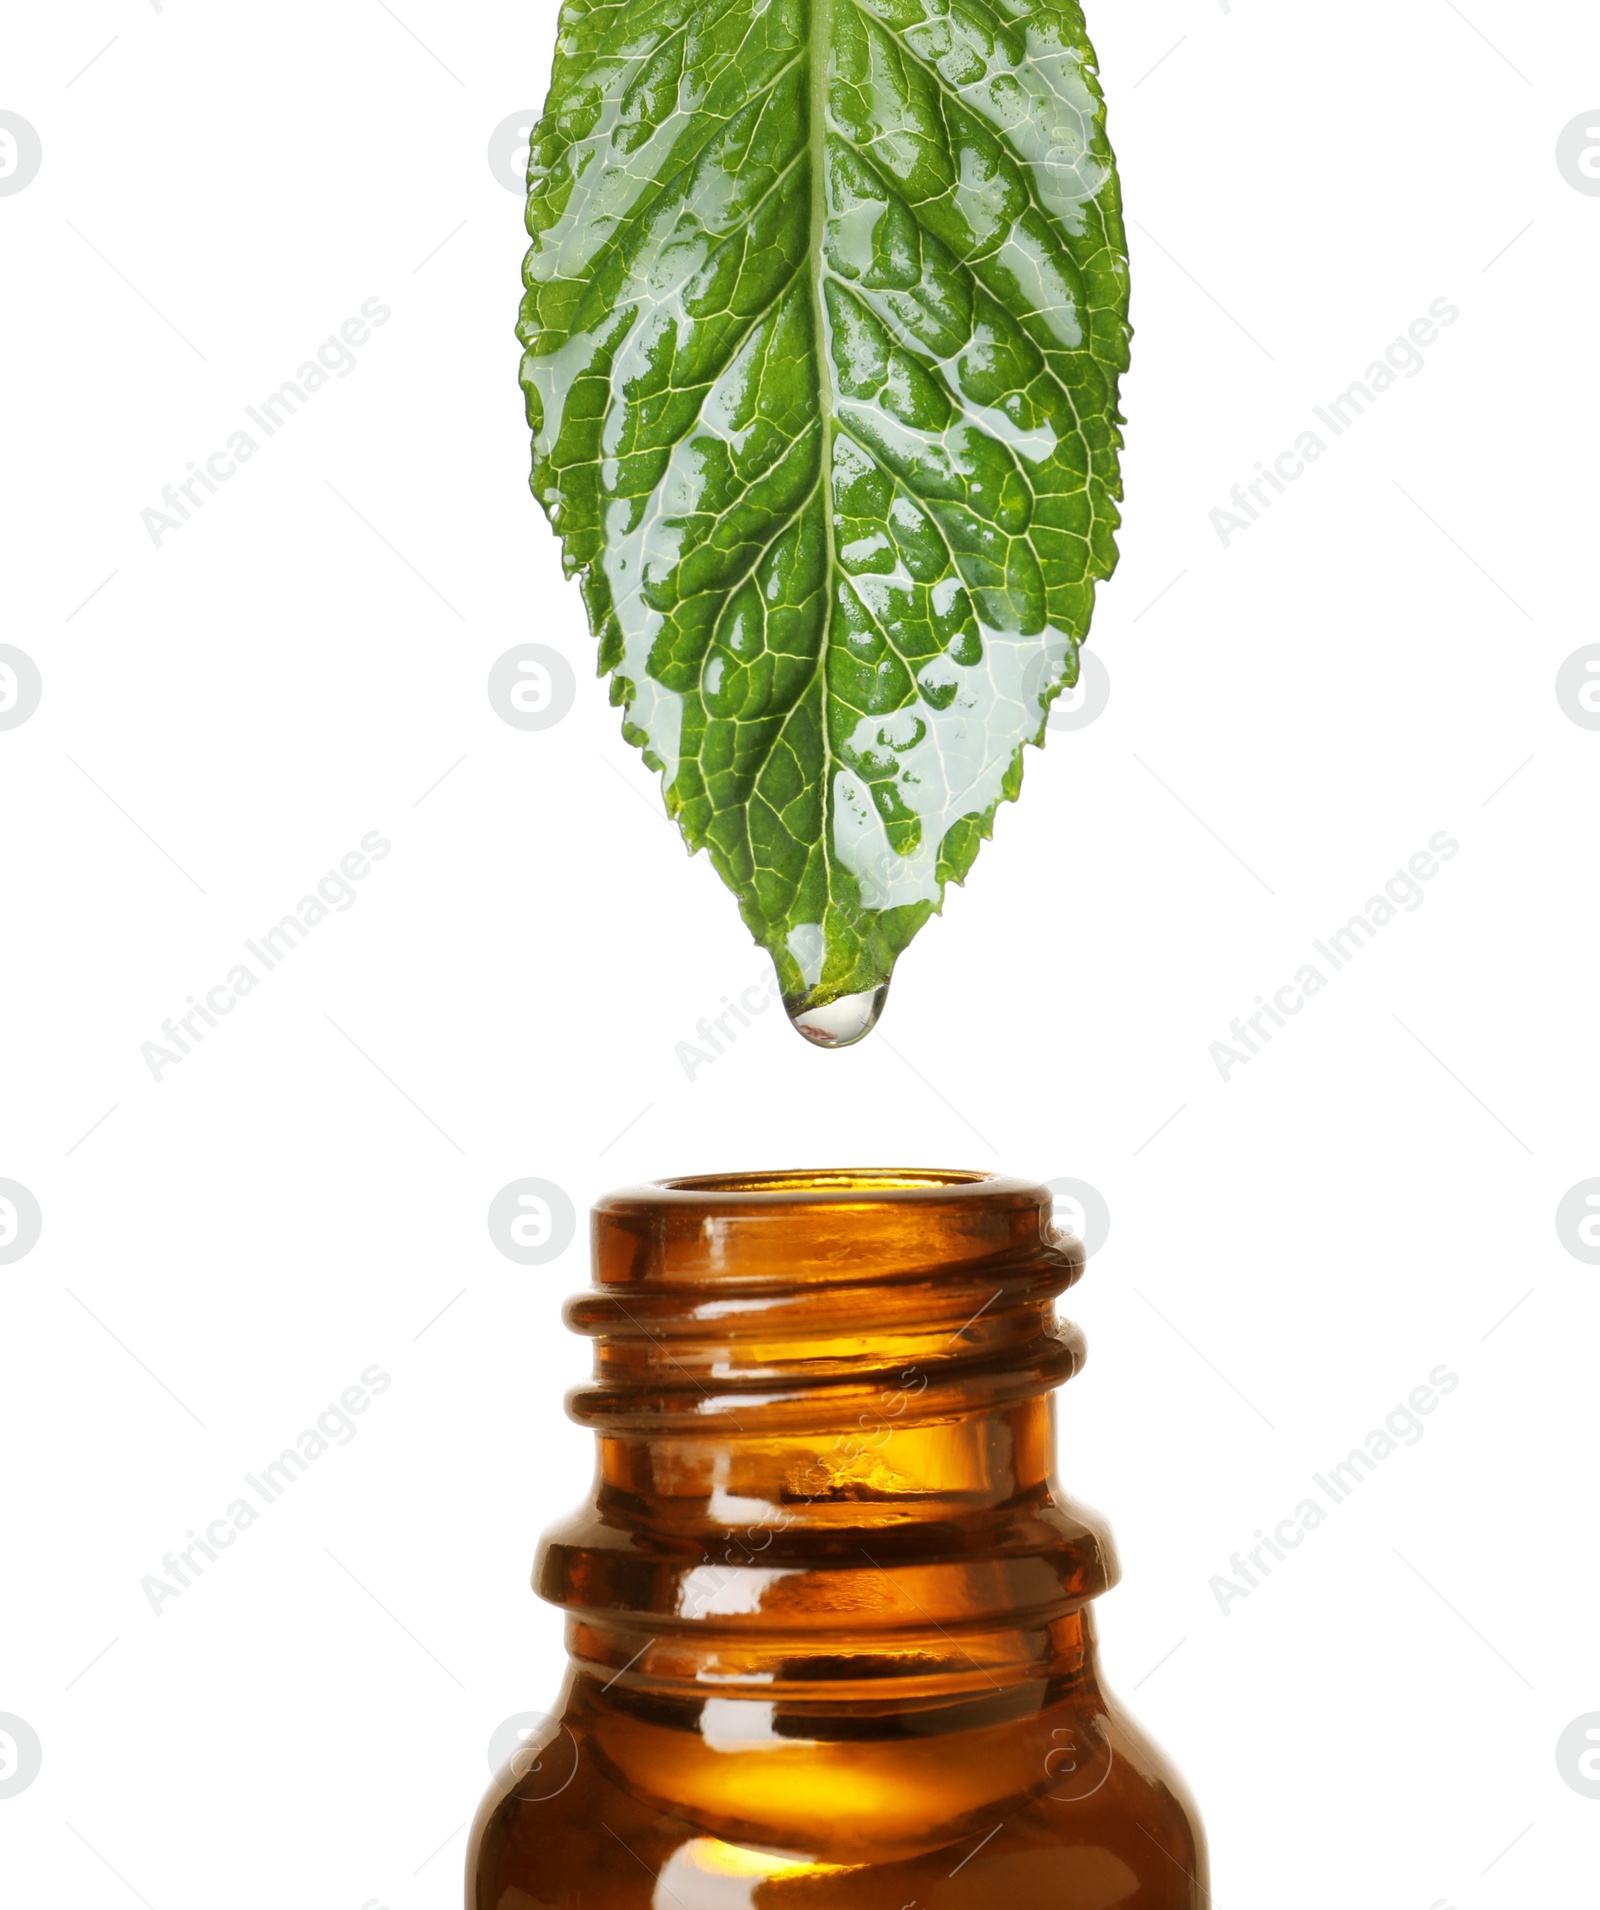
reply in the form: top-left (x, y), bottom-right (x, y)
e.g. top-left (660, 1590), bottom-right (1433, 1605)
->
top-left (468, 1169), bottom-right (1207, 1907)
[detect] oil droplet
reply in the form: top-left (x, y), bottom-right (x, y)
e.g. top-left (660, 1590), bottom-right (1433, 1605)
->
top-left (787, 985), bottom-right (889, 1050)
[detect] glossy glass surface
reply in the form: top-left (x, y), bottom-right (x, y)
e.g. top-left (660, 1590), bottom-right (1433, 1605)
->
top-left (519, 0), bottom-right (1131, 1019)
top-left (468, 1170), bottom-right (1206, 1907)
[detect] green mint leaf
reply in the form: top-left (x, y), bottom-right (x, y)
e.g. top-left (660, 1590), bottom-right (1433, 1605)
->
top-left (519, 0), bottom-right (1129, 1032)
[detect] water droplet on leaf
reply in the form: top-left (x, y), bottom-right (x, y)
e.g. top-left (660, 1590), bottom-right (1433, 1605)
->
top-left (787, 985), bottom-right (889, 1050)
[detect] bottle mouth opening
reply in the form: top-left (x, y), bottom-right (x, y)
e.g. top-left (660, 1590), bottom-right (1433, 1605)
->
top-left (658, 1167), bottom-right (993, 1198)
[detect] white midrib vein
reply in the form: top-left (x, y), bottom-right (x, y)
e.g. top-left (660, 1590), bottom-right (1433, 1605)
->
top-left (804, 0), bottom-right (841, 920)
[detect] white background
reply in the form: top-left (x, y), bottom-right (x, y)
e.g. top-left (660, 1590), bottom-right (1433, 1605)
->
top-left (2, 1), bottom-right (1596, 1906)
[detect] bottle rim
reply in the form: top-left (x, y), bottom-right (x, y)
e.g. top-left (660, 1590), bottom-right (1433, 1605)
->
top-left (599, 1167), bottom-right (1043, 1208)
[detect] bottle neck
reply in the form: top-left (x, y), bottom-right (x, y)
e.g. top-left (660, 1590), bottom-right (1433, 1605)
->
top-left (538, 1171), bottom-right (1116, 1709)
